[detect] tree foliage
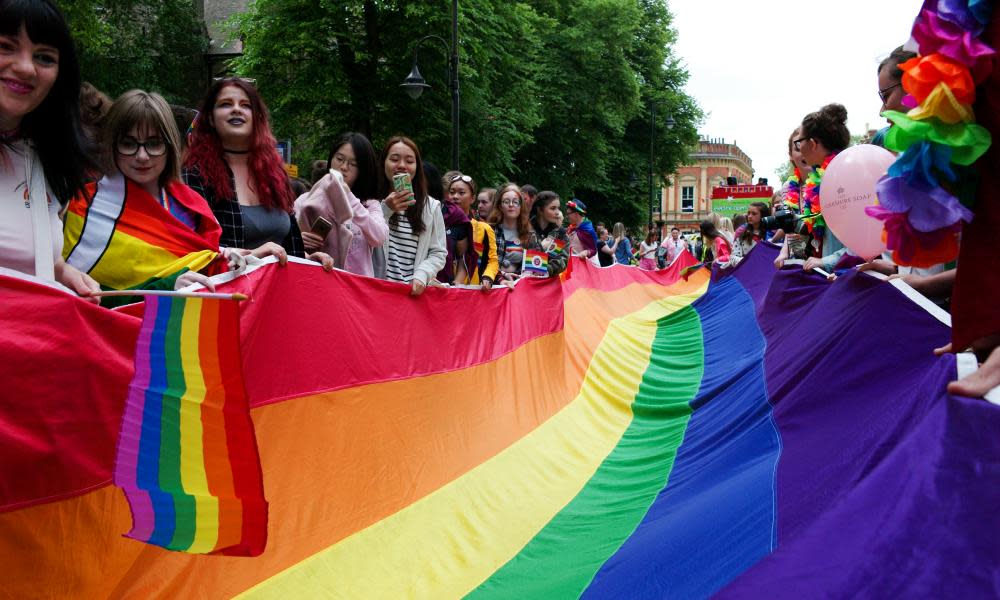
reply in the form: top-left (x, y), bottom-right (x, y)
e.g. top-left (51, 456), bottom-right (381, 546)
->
top-left (64, 0), bottom-right (209, 105)
top-left (233, 0), bottom-right (700, 230)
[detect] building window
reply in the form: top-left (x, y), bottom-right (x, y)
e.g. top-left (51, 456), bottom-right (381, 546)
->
top-left (681, 186), bottom-right (695, 212)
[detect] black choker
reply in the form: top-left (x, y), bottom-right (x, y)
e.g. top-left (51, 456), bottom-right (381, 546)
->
top-left (223, 148), bottom-right (250, 154)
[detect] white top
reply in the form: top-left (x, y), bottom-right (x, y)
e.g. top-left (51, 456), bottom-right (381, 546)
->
top-left (640, 240), bottom-right (659, 259)
top-left (0, 141), bottom-right (62, 277)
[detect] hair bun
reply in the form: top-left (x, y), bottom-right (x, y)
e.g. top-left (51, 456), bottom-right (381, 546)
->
top-left (820, 103), bottom-right (848, 124)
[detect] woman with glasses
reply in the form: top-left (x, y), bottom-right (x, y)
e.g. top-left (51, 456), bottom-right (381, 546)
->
top-left (447, 173), bottom-right (499, 289)
top-left (63, 90), bottom-right (263, 304)
top-left (488, 183), bottom-right (532, 282)
top-left (0, 0), bottom-right (99, 300)
top-left (794, 104), bottom-right (851, 273)
top-left (295, 131), bottom-right (388, 276)
top-left (183, 78), bottom-right (330, 268)
top-left (376, 136), bottom-right (446, 295)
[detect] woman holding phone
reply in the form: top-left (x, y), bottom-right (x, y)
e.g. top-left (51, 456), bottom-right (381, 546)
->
top-left (377, 136), bottom-right (446, 295)
top-left (296, 131), bottom-right (387, 276)
top-left (0, 0), bottom-right (99, 300)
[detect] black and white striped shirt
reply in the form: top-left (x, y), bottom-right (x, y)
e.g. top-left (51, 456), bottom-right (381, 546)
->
top-left (385, 217), bottom-right (419, 282)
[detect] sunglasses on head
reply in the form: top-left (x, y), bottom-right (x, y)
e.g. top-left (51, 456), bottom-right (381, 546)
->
top-left (213, 76), bottom-right (257, 85)
top-left (450, 174), bottom-right (473, 184)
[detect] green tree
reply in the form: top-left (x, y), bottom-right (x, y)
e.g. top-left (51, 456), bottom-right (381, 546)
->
top-left (232, 0), bottom-right (701, 231)
top-left (65, 0), bottom-right (209, 106)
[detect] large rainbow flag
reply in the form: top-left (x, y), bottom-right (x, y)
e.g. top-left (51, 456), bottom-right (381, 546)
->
top-left (0, 244), bottom-right (997, 598)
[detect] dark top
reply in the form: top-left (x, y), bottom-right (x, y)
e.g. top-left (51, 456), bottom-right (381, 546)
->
top-left (182, 166), bottom-right (304, 257)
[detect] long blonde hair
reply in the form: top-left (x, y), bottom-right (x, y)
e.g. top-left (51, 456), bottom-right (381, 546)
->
top-left (612, 222), bottom-right (626, 239)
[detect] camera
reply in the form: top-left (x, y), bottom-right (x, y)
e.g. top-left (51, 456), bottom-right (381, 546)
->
top-left (761, 209), bottom-right (808, 235)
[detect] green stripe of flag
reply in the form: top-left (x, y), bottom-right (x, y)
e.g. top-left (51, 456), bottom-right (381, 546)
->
top-left (468, 304), bottom-right (705, 598)
top-left (161, 297), bottom-right (196, 550)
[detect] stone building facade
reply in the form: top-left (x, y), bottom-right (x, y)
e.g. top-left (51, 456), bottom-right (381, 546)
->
top-left (196, 0), bottom-right (248, 74)
top-left (662, 137), bottom-right (755, 228)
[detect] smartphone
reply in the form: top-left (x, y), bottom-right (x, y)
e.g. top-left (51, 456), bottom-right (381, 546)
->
top-left (311, 216), bottom-right (334, 238)
top-left (392, 173), bottom-right (415, 212)
top-left (392, 173), bottom-right (413, 194)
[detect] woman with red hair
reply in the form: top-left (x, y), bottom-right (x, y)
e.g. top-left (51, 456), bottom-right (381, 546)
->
top-left (182, 78), bottom-right (330, 267)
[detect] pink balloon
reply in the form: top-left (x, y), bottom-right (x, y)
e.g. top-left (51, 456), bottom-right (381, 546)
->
top-left (820, 145), bottom-right (896, 260)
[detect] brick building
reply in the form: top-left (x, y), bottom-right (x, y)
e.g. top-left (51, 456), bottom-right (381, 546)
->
top-left (661, 137), bottom-right (757, 229)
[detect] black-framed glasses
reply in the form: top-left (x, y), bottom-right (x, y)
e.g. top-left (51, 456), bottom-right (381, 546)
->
top-left (331, 153), bottom-right (358, 169)
top-left (792, 137), bottom-right (809, 151)
top-left (117, 137), bottom-right (167, 157)
top-left (879, 82), bottom-right (902, 104)
top-left (500, 198), bottom-right (521, 206)
top-left (450, 174), bottom-right (473, 184)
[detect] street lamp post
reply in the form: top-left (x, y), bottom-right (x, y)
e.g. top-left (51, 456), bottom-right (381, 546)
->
top-left (400, 0), bottom-right (461, 169)
top-left (648, 105), bottom-right (675, 225)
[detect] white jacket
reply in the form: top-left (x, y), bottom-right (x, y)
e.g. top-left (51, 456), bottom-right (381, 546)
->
top-left (381, 196), bottom-right (447, 285)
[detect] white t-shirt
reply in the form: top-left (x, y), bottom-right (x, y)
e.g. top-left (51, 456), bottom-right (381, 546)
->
top-left (0, 142), bottom-right (63, 276)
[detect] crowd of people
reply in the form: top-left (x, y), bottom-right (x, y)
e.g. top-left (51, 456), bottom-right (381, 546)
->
top-left (1, 1), bottom-right (996, 397)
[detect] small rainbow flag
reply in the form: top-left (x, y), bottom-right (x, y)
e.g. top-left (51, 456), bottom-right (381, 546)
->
top-left (522, 249), bottom-right (549, 276)
top-left (550, 238), bottom-right (567, 255)
top-left (113, 295), bottom-right (267, 556)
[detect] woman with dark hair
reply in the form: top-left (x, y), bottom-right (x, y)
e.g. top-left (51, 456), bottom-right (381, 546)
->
top-left (377, 136), bottom-right (446, 295)
top-left (638, 230), bottom-right (659, 270)
top-left (431, 166), bottom-right (469, 285)
top-left (795, 103), bottom-right (851, 271)
top-left (699, 219), bottom-right (732, 266)
top-left (528, 190), bottom-right (569, 276)
top-left (734, 201), bottom-right (773, 257)
top-left (295, 131), bottom-right (388, 276)
top-left (448, 173), bottom-right (498, 289)
top-left (183, 78), bottom-right (324, 266)
top-left (877, 47), bottom-right (918, 119)
top-left (0, 0), bottom-right (99, 300)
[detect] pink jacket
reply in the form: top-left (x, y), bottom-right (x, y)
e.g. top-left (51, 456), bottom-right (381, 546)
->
top-left (294, 172), bottom-right (388, 276)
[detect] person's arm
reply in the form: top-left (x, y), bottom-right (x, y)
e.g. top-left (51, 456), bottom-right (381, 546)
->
top-left (714, 238), bottom-right (731, 264)
top-left (546, 229), bottom-right (570, 276)
top-left (774, 240), bottom-right (790, 268)
top-left (54, 259), bottom-right (100, 303)
top-left (353, 198), bottom-right (389, 247)
top-left (481, 226), bottom-right (500, 288)
top-left (889, 268), bottom-right (956, 298)
top-left (411, 206), bottom-right (448, 292)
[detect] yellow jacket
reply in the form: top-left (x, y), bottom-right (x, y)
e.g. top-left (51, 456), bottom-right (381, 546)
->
top-left (467, 219), bottom-right (499, 284)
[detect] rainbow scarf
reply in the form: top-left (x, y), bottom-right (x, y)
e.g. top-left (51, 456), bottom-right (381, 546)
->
top-left (64, 174), bottom-right (223, 291)
top-left (800, 153), bottom-right (835, 239)
top-left (114, 294), bottom-right (267, 556)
